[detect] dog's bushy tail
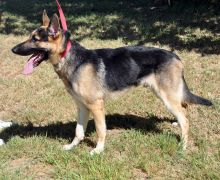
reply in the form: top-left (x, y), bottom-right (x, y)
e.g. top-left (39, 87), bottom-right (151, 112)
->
top-left (183, 77), bottom-right (213, 106)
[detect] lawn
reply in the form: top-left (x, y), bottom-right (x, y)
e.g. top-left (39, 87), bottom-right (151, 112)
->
top-left (0, 0), bottom-right (220, 179)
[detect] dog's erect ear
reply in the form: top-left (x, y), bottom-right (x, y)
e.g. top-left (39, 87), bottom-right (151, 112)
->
top-left (42, 10), bottom-right (50, 27)
top-left (49, 14), bottom-right (60, 35)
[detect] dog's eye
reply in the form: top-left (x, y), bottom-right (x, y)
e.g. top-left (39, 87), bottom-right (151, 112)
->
top-left (32, 36), bottom-right (40, 42)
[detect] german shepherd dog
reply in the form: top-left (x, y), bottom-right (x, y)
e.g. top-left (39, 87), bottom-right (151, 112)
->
top-left (12, 11), bottom-right (212, 154)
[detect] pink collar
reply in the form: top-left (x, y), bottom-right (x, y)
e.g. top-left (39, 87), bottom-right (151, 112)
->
top-left (60, 40), bottom-right (72, 58)
top-left (56, 0), bottom-right (72, 58)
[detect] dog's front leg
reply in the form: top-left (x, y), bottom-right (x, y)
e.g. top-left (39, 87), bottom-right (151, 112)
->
top-left (63, 103), bottom-right (90, 150)
top-left (88, 99), bottom-right (106, 155)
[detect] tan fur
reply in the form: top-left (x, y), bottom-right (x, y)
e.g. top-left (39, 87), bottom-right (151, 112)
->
top-left (87, 99), bottom-right (106, 154)
top-left (147, 60), bottom-right (189, 148)
top-left (73, 64), bottom-right (104, 103)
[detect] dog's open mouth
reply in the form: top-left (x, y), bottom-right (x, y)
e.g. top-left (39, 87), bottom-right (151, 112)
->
top-left (23, 52), bottom-right (48, 75)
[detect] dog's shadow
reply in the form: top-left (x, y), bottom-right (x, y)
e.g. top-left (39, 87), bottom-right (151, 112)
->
top-left (0, 113), bottom-right (177, 145)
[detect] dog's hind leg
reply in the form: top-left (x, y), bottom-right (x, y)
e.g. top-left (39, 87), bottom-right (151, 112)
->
top-left (159, 91), bottom-right (189, 149)
top-left (143, 66), bottom-right (189, 149)
top-left (63, 103), bottom-right (90, 150)
top-left (87, 99), bottom-right (106, 155)
top-left (151, 60), bottom-right (189, 149)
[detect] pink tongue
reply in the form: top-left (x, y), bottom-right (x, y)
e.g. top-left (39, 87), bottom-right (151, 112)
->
top-left (23, 54), bottom-right (41, 75)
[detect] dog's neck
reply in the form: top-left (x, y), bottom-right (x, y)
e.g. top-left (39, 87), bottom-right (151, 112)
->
top-left (53, 57), bottom-right (66, 72)
top-left (52, 46), bottom-right (75, 75)
top-left (51, 41), bottom-right (85, 76)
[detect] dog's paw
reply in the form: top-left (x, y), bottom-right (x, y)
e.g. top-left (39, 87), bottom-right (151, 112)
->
top-left (63, 144), bottom-right (75, 151)
top-left (90, 147), bottom-right (104, 155)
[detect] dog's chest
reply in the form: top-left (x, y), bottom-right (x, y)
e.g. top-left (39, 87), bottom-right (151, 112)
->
top-left (54, 60), bottom-right (105, 104)
top-left (54, 65), bottom-right (80, 100)
top-left (54, 62), bottom-right (72, 90)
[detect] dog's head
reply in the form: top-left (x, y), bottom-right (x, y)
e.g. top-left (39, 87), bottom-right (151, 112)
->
top-left (12, 10), bottom-right (71, 74)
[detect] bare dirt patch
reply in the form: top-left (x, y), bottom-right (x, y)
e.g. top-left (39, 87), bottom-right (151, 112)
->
top-left (8, 157), bottom-right (31, 170)
top-left (132, 168), bottom-right (149, 179)
top-left (107, 129), bottom-right (123, 137)
top-left (7, 157), bottom-right (54, 179)
top-left (30, 162), bottom-right (54, 180)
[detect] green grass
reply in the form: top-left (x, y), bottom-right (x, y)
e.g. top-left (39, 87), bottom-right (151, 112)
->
top-left (0, 0), bottom-right (220, 179)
